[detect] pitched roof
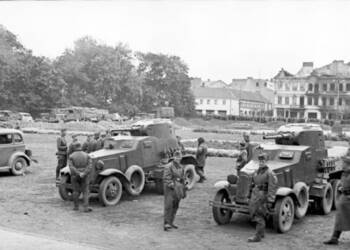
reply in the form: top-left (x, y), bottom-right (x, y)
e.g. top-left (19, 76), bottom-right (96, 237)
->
top-left (192, 87), bottom-right (270, 103)
top-left (312, 60), bottom-right (350, 77)
top-left (273, 68), bottom-right (294, 78)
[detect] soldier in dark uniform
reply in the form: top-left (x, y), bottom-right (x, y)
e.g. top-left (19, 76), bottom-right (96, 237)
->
top-left (163, 150), bottom-right (187, 231)
top-left (248, 153), bottom-right (277, 242)
top-left (195, 137), bottom-right (208, 183)
top-left (82, 134), bottom-right (94, 153)
top-left (236, 141), bottom-right (248, 174)
top-left (68, 142), bottom-right (93, 212)
top-left (56, 128), bottom-right (68, 181)
top-left (67, 134), bottom-right (78, 156)
top-left (93, 132), bottom-right (103, 151)
top-left (243, 132), bottom-right (253, 162)
top-left (324, 156), bottom-right (350, 245)
top-left (176, 135), bottom-right (185, 154)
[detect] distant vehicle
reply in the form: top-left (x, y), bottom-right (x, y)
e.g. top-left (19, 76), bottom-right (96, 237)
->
top-left (110, 113), bottom-right (128, 122)
top-left (154, 107), bottom-right (175, 119)
top-left (0, 129), bottom-right (36, 175)
top-left (210, 123), bottom-right (342, 233)
top-left (19, 112), bottom-right (34, 122)
top-left (58, 119), bottom-right (197, 206)
top-left (52, 107), bottom-right (109, 122)
top-left (0, 110), bottom-right (20, 121)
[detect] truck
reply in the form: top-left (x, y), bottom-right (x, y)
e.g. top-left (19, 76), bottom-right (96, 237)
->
top-left (210, 123), bottom-right (343, 233)
top-left (58, 119), bottom-right (198, 206)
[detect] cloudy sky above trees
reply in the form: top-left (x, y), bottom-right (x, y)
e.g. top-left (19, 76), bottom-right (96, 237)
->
top-left (0, 1), bottom-right (349, 82)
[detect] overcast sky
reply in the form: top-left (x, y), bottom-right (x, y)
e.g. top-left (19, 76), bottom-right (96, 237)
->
top-left (0, 0), bottom-right (350, 82)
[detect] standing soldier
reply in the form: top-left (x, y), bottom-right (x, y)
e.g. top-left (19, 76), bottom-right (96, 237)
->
top-left (236, 141), bottom-right (248, 174)
top-left (248, 153), bottom-right (277, 242)
top-left (243, 132), bottom-right (253, 162)
top-left (82, 134), bottom-right (94, 153)
top-left (56, 128), bottom-right (68, 181)
top-left (323, 156), bottom-right (350, 245)
top-left (68, 142), bottom-right (93, 212)
top-left (163, 150), bottom-right (187, 231)
top-left (176, 135), bottom-right (185, 154)
top-left (195, 137), bottom-right (208, 183)
top-left (67, 134), bottom-right (78, 156)
top-left (93, 132), bottom-right (102, 151)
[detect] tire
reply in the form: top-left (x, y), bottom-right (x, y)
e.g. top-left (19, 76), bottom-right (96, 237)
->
top-left (99, 176), bottom-right (123, 206)
top-left (125, 166), bottom-right (145, 196)
top-left (294, 182), bottom-right (309, 219)
top-left (315, 182), bottom-right (333, 215)
top-left (184, 164), bottom-right (196, 190)
top-left (58, 175), bottom-right (73, 201)
top-left (11, 157), bottom-right (28, 176)
top-left (331, 179), bottom-right (341, 210)
top-left (273, 196), bottom-right (295, 233)
top-left (212, 190), bottom-right (233, 225)
top-left (155, 179), bottom-right (164, 195)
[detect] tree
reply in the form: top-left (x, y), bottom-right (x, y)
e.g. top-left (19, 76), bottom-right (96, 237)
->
top-left (136, 52), bottom-right (195, 116)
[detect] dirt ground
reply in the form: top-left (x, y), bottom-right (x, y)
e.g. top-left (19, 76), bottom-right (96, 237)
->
top-left (0, 133), bottom-right (350, 250)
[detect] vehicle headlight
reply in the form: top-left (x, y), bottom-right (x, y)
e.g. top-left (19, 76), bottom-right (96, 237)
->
top-left (96, 160), bottom-right (104, 170)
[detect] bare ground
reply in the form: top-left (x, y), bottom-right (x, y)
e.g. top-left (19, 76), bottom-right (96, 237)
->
top-left (0, 133), bottom-right (349, 250)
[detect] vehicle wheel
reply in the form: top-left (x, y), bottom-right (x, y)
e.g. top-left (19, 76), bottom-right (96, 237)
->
top-left (316, 182), bottom-right (333, 215)
top-left (184, 164), bottom-right (196, 190)
top-left (11, 157), bottom-right (28, 176)
top-left (58, 175), bottom-right (73, 201)
top-left (99, 176), bottom-right (123, 206)
top-left (155, 179), bottom-right (164, 195)
top-left (273, 196), bottom-right (295, 233)
top-left (212, 190), bottom-right (233, 225)
top-left (125, 166), bottom-right (145, 196)
top-left (331, 179), bottom-right (341, 210)
top-left (294, 182), bottom-right (309, 219)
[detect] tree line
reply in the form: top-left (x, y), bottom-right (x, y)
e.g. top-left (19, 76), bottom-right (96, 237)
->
top-left (0, 25), bottom-right (195, 117)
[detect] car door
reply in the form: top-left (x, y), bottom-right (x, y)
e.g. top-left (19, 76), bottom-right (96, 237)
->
top-left (0, 133), bottom-right (14, 167)
top-left (142, 138), bottom-right (158, 168)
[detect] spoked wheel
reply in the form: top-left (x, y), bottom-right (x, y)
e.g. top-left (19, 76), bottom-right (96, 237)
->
top-left (99, 176), bottom-right (123, 206)
top-left (184, 164), bottom-right (196, 190)
top-left (212, 190), bottom-right (233, 225)
top-left (11, 157), bottom-right (28, 176)
top-left (58, 175), bottom-right (73, 201)
top-left (273, 196), bottom-right (295, 233)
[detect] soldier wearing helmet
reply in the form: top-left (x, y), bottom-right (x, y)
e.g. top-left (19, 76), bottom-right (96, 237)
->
top-left (56, 128), bottom-right (68, 181)
top-left (67, 134), bottom-right (79, 156)
top-left (248, 153), bottom-right (277, 242)
top-left (236, 141), bottom-right (248, 174)
top-left (195, 137), bottom-right (208, 183)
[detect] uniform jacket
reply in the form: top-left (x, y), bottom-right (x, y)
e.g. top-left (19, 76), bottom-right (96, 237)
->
top-left (82, 140), bottom-right (95, 153)
top-left (245, 142), bottom-right (254, 162)
top-left (196, 143), bottom-right (208, 167)
top-left (68, 150), bottom-right (92, 178)
top-left (334, 170), bottom-right (350, 231)
top-left (56, 136), bottom-right (67, 156)
top-left (163, 161), bottom-right (186, 199)
top-left (236, 149), bottom-right (248, 171)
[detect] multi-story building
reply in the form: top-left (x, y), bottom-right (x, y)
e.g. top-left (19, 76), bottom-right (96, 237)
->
top-left (193, 87), bottom-right (272, 116)
top-left (273, 60), bottom-right (350, 120)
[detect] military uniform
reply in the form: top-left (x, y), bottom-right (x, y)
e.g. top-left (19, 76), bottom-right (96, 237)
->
top-left (56, 132), bottom-right (68, 180)
top-left (324, 157), bottom-right (350, 245)
top-left (163, 153), bottom-right (186, 231)
top-left (248, 154), bottom-right (277, 242)
top-left (82, 135), bottom-right (94, 153)
top-left (68, 145), bottom-right (93, 212)
top-left (67, 135), bottom-right (78, 156)
top-left (195, 138), bottom-right (208, 182)
top-left (236, 142), bottom-right (248, 173)
top-left (243, 133), bottom-right (253, 162)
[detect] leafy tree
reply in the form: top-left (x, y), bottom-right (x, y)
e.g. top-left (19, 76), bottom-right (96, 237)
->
top-left (136, 52), bottom-right (195, 116)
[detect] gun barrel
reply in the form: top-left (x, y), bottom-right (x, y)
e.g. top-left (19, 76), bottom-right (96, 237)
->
top-left (263, 133), bottom-right (292, 140)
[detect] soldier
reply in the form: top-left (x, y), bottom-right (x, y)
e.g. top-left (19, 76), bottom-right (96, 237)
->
top-left (243, 132), bottom-right (253, 162)
top-left (236, 141), bottom-right (248, 174)
top-left (176, 135), bottom-right (185, 154)
top-left (67, 134), bottom-right (78, 156)
top-left (323, 156), bottom-right (350, 245)
top-left (248, 153), bottom-right (277, 242)
top-left (93, 132), bottom-right (102, 151)
top-left (68, 142), bottom-right (93, 212)
top-left (56, 128), bottom-right (68, 181)
top-left (163, 150), bottom-right (187, 231)
top-left (195, 137), bottom-right (208, 183)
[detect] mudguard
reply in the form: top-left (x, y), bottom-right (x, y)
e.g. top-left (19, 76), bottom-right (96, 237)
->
top-left (276, 187), bottom-right (299, 205)
top-left (180, 155), bottom-right (198, 166)
top-left (60, 166), bottom-right (71, 175)
top-left (214, 180), bottom-right (230, 190)
top-left (8, 152), bottom-right (31, 167)
top-left (125, 165), bottom-right (145, 182)
top-left (99, 168), bottom-right (129, 184)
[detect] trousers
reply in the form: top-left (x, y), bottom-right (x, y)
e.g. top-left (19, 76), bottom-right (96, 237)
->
top-left (164, 186), bottom-right (181, 225)
top-left (71, 174), bottom-right (90, 209)
top-left (56, 155), bottom-right (67, 179)
top-left (195, 165), bottom-right (205, 180)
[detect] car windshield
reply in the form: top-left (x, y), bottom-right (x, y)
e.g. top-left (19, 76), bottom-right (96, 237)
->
top-left (104, 139), bottom-right (136, 149)
top-left (0, 134), bottom-right (12, 144)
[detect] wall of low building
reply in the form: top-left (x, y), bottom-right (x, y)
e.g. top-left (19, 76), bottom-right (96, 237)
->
top-left (195, 98), bottom-right (239, 116)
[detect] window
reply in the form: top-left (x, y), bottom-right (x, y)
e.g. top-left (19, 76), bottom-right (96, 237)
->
top-left (300, 82), bottom-right (305, 91)
top-left (207, 99), bottom-right (210, 105)
top-left (285, 97), bottom-right (289, 105)
top-left (199, 99), bottom-right (203, 104)
top-left (323, 84), bottom-right (327, 91)
top-left (300, 96), bottom-right (304, 106)
top-left (222, 100), bottom-right (226, 105)
top-left (13, 133), bottom-right (23, 143)
top-left (278, 96), bottom-right (282, 104)
top-left (339, 84), bottom-right (343, 92)
top-left (292, 83), bottom-right (298, 91)
top-left (277, 82), bottom-right (283, 90)
top-left (0, 134), bottom-right (12, 144)
top-left (307, 96), bottom-right (312, 105)
top-left (214, 99), bottom-right (217, 105)
top-left (314, 84), bottom-right (319, 93)
top-left (256, 82), bottom-right (259, 87)
top-left (285, 82), bottom-right (290, 91)
top-left (347, 83), bottom-right (350, 91)
top-left (308, 84), bottom-right (313, 91)
top-left (346, 99), bottom-right (350, 105)
top-left (339, 98), bottom-right (343, 106)
top-left (322, 97), bottom-right (327, 106)
top-left (264, 82), bottom-right (267, 87)
top-left (330, 97), bottom-right (334, 106)
top-left (292, 96), bottom-right (297, 105)
top-left (314, 97), bottom-right (319, 105)
top-left (330, 83), bottom-right (335, 91)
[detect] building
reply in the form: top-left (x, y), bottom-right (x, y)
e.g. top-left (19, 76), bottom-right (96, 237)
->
top-left (192, 87), bottom-right (272, 116)
top-left (190, 78), bottom-right (228, 89)
top-left (273, 60), bottom-right (350, 120)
